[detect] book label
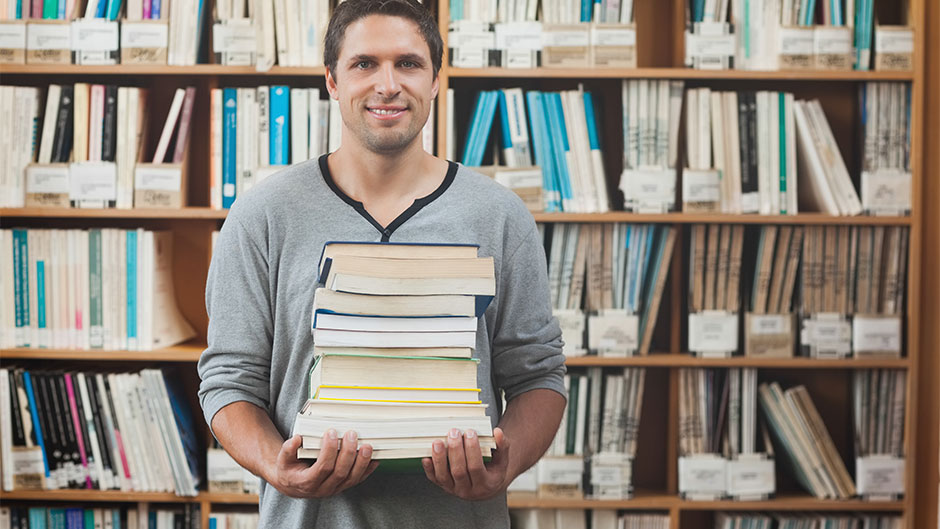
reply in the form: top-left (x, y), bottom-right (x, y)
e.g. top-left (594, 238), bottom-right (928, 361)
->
top-left (814, 26), bottom-right (853, 54)
top-left (856, 455), bottom-right (905, 498)
top-left (69, 162), bottom-right (117, 202)
top-left (726, 455), bottom-right (775, 499)
top-left (588, 311), bottom-right (638, 356)
top-left (745, 313), bottom-right (794, 358)
top-left (748, 313), bottom-right (788, 335)
top-left (12, 446), bottom-right (45, 490)
top-left (134, 164), bottom-right (181, 192)
top-left (536, 456), bottom-right (583, 485)
top-left (684, 23), bottom-right (734, 69)
top-left (542, 26), bottom-right (590, 47)
top-left (682, 169), bottom-right (721, 205)
top-left (120, 21), bottom-right (168, 64)
top-left (589, 453), bottom-right (632, 486)
top-left (590, 24), bottom-right (635, 47)
top-left (207, 448), bottom-right (245, 493)
top-left (25, 164), bottom-right (70, 208)
top-left (0, 22), bottom-right (26, 64)
top-left (875, 26), bottom-right (914, 54)
top-left (620, 168), bottom-right (676, 213)
top-left (70, 19), bottom-right (119, 52)
top-left (861, 169), bottom-right (911, 215)
top-left (678, 454), bottom-right (727, 498)
top-left (688, 311), bottom-right (738, 356)
top-left (494, 22), bottom-right (543, 51)
top-left (800, 313), bottom-right (851, 358)
top-left (777, 27), bottom-right (814, 55)
top-left (554, 308), bottom-right (586, 357)
top-left (852, 315), bottom-right (901, 356)
top-left (212, 23), bottom-right (257, 54)
top-left (26, 22), bottom-right (70, 50)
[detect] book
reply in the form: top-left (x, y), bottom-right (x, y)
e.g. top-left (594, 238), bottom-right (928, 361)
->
top-left (321, 255), bottom-right (496, 297)
top-left (308, 352), bottom-right (480, 389)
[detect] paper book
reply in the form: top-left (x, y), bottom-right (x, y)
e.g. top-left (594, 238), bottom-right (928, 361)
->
top-left (297, 445), bottom-right (493, 460)
top-left (300, 435), bottom-right (497, 451)
top-left (312, 312), bottom-right (477, 333)
top-left (322, 255), bottom-right (495, 297)
top-left (298, 398), bottom-right (486, 418)
top-left (313, 385), bottom-right (481, 404)
top-left (312, 328), bottom-right (477, 349)
top-left (318, 241), bottom-right (479, 269)
top-left (312, 287), bottom-right (481, 318)
top-left (308, 352), bottom-right (479, 390)
top-left (151, 88), bottom-right (185, 164)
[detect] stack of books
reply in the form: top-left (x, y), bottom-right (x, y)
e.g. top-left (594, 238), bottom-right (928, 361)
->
top-left (291, 241), bottom-right (498, 461)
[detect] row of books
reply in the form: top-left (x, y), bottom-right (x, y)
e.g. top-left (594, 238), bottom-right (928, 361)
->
top-left (716, 513), bottom-right (902, 529)
top-left (449, 0), bottom-right (635, 23)
top-left (292, 241), bottom-right (497, 461)
top-left (621, 80), bottom-right (685, 173)
top-left (0, 84), bottom-right (197, 209)
top-left (213, 0), bottom-right (329, 68)
top-left (0, 367), bottom-right (202, 496)
top-left (679, 368), bottom-right (760, 457)
top-left (460, 87), bottom-right (610, 213)
top-left (0, 228), bottom-right (196, 351)
top-left (687, 0), bottom-right (901, 71)
top-left (861, 83), bottom-right (911, 173)
top-left (688, 224), bottom-right (908, 318)
top-left (853, 369), bottom-right (905, 458)
top-left (208, 513), bottom-right (258, 529)
top-left (0, 504), bottom-right (202, 529)
top-left (512, 510), bottom-right (668, 529)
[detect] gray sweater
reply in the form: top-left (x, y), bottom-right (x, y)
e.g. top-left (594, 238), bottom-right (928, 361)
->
top-left (198, 155), bottom-right (566, 528)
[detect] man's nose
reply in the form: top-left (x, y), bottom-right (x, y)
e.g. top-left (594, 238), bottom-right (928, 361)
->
top-left (375, 62), bottom-right (402, 96)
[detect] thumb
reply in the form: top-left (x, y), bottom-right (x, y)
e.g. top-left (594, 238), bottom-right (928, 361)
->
top-left (277, 435), bottom-right (303, 466)
top-left (488, 427), bottom-right (511, 472)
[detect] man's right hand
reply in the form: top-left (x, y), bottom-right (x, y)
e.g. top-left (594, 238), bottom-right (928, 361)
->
top-left (272, 429), bottom-right (379, 498)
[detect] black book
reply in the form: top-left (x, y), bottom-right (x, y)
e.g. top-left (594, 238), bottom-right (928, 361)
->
top-left (85, 375), bottom-right (115, 488)
top-left (8, 369), bottom-right (26, 447)
top-left (738, 91), bottom-right (758, 195)
top-left (34, 372), bottom-right (64, 487)
top-left (51, 85), bottom-right (74, 164)
top-left (13, 370), bottom-right (37, 447)
top-left (69, 372), bottom-right (98, 489)
top-left (101, 85), bottom-right (118, 162)
top-left (44, 372), bottom-right (72, 488)
top-left (101, 376), bottom-right (126, 481)
top-left (51, 373), bottom-right (81, 488)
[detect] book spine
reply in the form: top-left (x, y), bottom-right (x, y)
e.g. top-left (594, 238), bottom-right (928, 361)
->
top-left (269, 86), bottom-right (290, 165)
top-left (21, 372), bottom-right (50, 479)
top-left (221, 88), bottom-right (238, 209)
top-left (88, 229), bottom-right (103, 349)
top-left (51, 85), bottom-right (73, 164)
top-left (171, 87), bottom-right (197, 164)
top-left (64, 374), bottom-right (92, 489)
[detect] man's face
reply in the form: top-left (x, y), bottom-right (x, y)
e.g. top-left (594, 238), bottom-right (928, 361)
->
top-left (326, 15), bottom-right (439, 155)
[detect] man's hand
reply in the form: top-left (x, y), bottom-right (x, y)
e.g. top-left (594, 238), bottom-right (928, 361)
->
top-left (272, 429), bottom-right (379, 498)
top-left (421, 427), bottom-right (511, 501)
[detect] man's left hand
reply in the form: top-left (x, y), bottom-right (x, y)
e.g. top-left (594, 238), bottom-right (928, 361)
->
top-left (421, 427), bottom-right (511, 501)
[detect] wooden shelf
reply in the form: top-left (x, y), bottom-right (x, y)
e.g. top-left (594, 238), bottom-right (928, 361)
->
top-left (203, 492), bottom-right (260, 504)
top-left (1, 489), bottom-right (203, 503)
top-left (530, 212), bottom-right (913, 225)
top-left (0, 64), bottom-right (327, 76)
top-left (563, 354), bottom-right (910, 369)
top-left (0, 207), bottom-right (227, 219)
top-left (447, 67), bottom-right (915, 81)
top-left (675, 494), bottom-right (906, 511)
top-left (507, 492), bottom-right (674, 509)
top-left (0, 342), bottom-right (205, 362)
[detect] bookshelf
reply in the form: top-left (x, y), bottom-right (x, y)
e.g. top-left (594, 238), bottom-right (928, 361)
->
top-left (0, 0), bottom-right (937, 527)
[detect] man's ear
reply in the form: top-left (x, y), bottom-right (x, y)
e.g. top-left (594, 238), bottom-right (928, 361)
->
top-left (325, 67), bottom-right (339, 100)
top-left (430, 72), bottom-right (439, 101)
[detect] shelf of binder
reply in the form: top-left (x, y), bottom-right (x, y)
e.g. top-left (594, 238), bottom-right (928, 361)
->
top-left (853, 368), bottom-right (906, 500)
top-left (744, 313), bottom-right (795, 358)
top-left (475, 165), bottom-right (544, 213)
top-left (776, 26), bottom-right (854, 71)
top-left (0, 20), bottom-right (26, 63)
top-left (447, 21), bottom-right (498, 68)
top-left (621, 166), bottom-right (677, 214)
top-left (535, 455), bottom-right (584, 499)
top-left (589, 452), bottom-right (633, 500)
top-left (25, 161), bottom-right (120, 209)
top-left (679, 452), bottom-right (776, 501)
top-left (207, 447), bottom-right (260, 496)
top-left (873, 26), bottom-right (914, 71)
top-left (25, 19), bottom-right (72, 64)
top-left (134, 163), bottom-right (184, 208)
top-left (688, 310), bottom-right (738, 358)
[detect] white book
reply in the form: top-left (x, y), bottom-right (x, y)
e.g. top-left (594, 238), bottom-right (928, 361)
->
top-left (130, 373), bottom-right (173, 491)
top-left (95, 374), bottom-right (127, 491)
top-left (667, 81), bottom-right (684, 168)
top-left (56, 230), bottom-right (69, 349)
top-left (709, 91), bottom-right (728, 210)
top-left (0, 369), bottom-right (11, 491)
top-left (318, 100), bottom-right (330, 155)
top-left (724, 91), bottom-right (742, 213)
top-left (574, 374), bottom-right (588, 455)
top-left (784, 92), bottom-right (798, 214)
top-left (145, 370), bottom-right (197, 496)
top-left (794, 101), bottom-right (840, 214)
top-left (422, 103), bottom-right (434, 155)
top-left (307, 88), bottom-right (321, 158)
top-left (313, 313), bottom-right (478, 333)
top-left (109, 373), bottom-right (143, 491)
top-left (78, 372), bottom-right (112, 490)
top-left (256, 86), bottom-right (270, 166)
top-left (272, 0), bottom-right (289, 66)
top-left (807, 100), bottom-right (861, 215)
top-left (756, 91), bottom-right (772, 214)
top-left (284, 0), bottom-right (301, 66)
top-left (146, 231), bottom-right (196, 350)
top-left (0, 88), bottom-right (15, 205)
top-left (210, 89), bottom-right (223, 210)
top-left (559, 91), bottom-right (591, 212)
top-left (38, 85), bottom-right (61, 164)
top-left (556, 224), bottom-right (580, 309)
top-left (291, 87), bottom-right (309, 163)
top-left (243, 89), bottom-right (258, 192)
top-left (655, 80), bottom-right (670, 167)
top-left (328, 98), bottom-right (342, 152)
top-left (685, 87), bottom-right (700, 169)
top-left (637, 80), bottom-right (649, 167)
top-left (116, 88), bottom-right (132, 209)
top-left (0, 232), bottom-right (13, 349)
top-left (235, 89), bottom-right (248, 196)
top-left (152, 88), bottom-right (186, 163)
top-left (769, 92), bottom-right (781, 213)
top-left (117, 230), bottom-right (127, 350)
top-left (255, 0), bottom-right (276, 70)
top-left (446, 88), bottom-right (455, 160)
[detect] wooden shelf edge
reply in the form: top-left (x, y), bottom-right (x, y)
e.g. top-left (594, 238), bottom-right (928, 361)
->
top-left (506, 493), bottom-right (905, 511)
top-left (448, 67), bottom-right (915, 81)
top-left (530, 212), bottom-right (913, 225)
top-left (0, 207), bottom-right (227, 220)
top-left (1, 489), bottom-right (203, 503)
top-left (564, 354), bottom-right (911, 369)
top-left (0, 64), bottom-right (327, 76)
top-left (0, 342), bottom-right (206, 362)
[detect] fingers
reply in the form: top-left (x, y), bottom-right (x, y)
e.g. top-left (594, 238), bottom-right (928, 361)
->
top-left (430, 437), bottom-right (453, 490)
top-left (337, 442), bottom-right (374, 491)
top-left (464, 429), bottom-right (487, 487)
top-left (447, 428), bottom-right (471, 495)
top-left (301, 428), bottom-right (339, 487)
top-left (319, 430), bottom-right (361, 493)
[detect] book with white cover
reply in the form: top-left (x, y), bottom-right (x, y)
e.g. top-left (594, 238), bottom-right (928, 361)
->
top-left (38, 85), bottom-right (62, 164)
top-left (291, 87), bottom-right (309, 163)
top-left (144, 231), bottom-right (196, 350)
top-left (152, 88), bottom-right (186, 163)
top-left (313, 312), bottom-right (477, 333)
top-left (312, 328), bottom-right (476, 349)
top-left (794, 100), bottom-right (841, 214)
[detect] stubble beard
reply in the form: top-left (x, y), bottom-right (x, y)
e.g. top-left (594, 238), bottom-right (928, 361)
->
top-left (350, 104), bottom-right (426, 155)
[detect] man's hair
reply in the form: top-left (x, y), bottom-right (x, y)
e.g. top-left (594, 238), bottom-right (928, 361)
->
top-left (324, 0), bottom-right (443, 79)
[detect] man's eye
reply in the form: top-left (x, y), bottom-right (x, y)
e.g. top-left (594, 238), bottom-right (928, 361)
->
top-left (356, 61), bottom-right (372, 69)
top-left (400, 61), bottom-right (417, 68)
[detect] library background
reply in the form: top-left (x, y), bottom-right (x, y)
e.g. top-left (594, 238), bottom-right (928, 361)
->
top-left (1, 0), bottom-right (939, 527)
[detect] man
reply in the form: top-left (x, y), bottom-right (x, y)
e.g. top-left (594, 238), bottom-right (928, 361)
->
top-left (197, 1), bottom-right (566, 526)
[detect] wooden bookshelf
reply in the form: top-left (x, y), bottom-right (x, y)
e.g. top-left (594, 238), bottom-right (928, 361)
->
top-left (0, 0), bottom-right (935, 527)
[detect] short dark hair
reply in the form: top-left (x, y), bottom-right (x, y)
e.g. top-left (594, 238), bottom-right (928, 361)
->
top-left (324, 0), bottom-right (443, 79)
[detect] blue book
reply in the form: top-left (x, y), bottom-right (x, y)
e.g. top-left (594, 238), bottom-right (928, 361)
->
top-left (18, 229), bottom-right (29, 346)
top-left (460, 91), bottom-right (486, 166)
top-left (105, 0), bottom-right (122, 19)
top-left (692, 0), bottom-right (705, 22)
top-left (580, 0), bottom-right (592, 22)
top-left (222, 88), bottom-right (238, 208)
top-left (269, 86), bottom-right (290, 165)
top-left (475, 91), bottom-right (500, 166)
top-left (22, 372), bottom-right (50, 478)
top-left (15, 0), bottom-right (22, 18)
top-left (151, 0), bottom-right (161, 18)
top-left (126, 230), bottom-right (138, 349)
top-left (37, 258), bottom-right (46, 343)
top-left (28, 508), bottom-right (48, 529)
top-left (112, 509), bottom-right (122, 529)
top-left (496, 90), bottom-right (514, 164)
top-left (94, 0), bottom-right (106, 18)
top-left (12, 230), bottom-right (23, 345)
top-left (778, 92), bottom-right (787, 213)
top-left (544, 92), bottom-right (574, 211)
top-left (64, 508), bottom-right (83, 529)
top-left (525, 91), bottom-right (558, 211)
top-left (57, 0), bottom-right (65, 19)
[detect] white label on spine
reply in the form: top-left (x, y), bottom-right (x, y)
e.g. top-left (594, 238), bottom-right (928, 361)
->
top-left (856, 456), bottom-right (905, 496)
top-left (69, 162), bottom-right (117, 201)
top-left (679, 455), bottom-right (727, 495)
top-left (862, 169), bottom-right (911, 214)
top-left (778, 27), bottom-right (814, 55)
top-left (591, 465), bottom-right (625, 486)
top-left (26, 165), bottom-right (70, 194)
top-left (494, 22), bottom-right (542, 50)
top-left (134, 166), bottom-right (181, 192)
top-left (0, 22), bottom-right (26, 49)
top-left (537, 457), bottom-right (584, 485)
top-left (814, 26), bottom-right (852, 54)
top-left (207, 448), bottom-right (245, 483)
top-left (543, 28), bottom-right (590, 47)
top-left (121, 22), bottom-right (168, 49)
top-left (685, 29), bottom-right (735, 58)
top-left (683, 169), bottom-right (721, 202)
top-left (27, 23), bottom-right (71, 50)
top-left (212, 23), bottom-right (257, 53)
top-left (689, 311), bottom-right (738, 353)
top-left (749, 314), bottom-right (788, 335)
top-left (852, 315), bottom-right (901, 354)
top-left (621, 168), bottom-right (676, 208)
top-left (588, 311), bottom-right (638, 353)
top-left (875, 28), bottom-right (914, 53)
top-left (801, 314), bottom-right (852, 355)
top-left (591, 26), bottom-right (636, 47)
top-left (726, 456), bottom-right (775, 497)
top-left (71, 20), bottom-right (119, 52)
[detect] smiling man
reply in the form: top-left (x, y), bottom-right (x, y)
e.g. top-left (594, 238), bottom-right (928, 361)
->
top-left (197, 1), bottom-right (566, 527)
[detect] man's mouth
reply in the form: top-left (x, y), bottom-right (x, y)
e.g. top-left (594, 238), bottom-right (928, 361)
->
top-left (368, 106), bottom-right (407, 118)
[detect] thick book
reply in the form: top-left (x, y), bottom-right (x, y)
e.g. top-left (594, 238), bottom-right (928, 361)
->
top-left (312, 312), bottom-right (478, 333)
top-left (298, 398), bottom-right (486, 419)
top-left (312, 288), bottom-right (484, 318)
top-left (321, 255), bottom-right (496, 297)
top-left (318, 241), bottom-right (479, 270)
top-left (312, 385), bottom-right (482, 404)
top-left (292, 414), bottom-right (493, 440)
top-left (312, 328), bottom-right (477, 349)
top-left (309, 352), bottom-right (479, 390)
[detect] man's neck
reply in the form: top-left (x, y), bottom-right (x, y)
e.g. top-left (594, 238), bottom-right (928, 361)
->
top-left (328, 139), bottom-right (446, 206)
